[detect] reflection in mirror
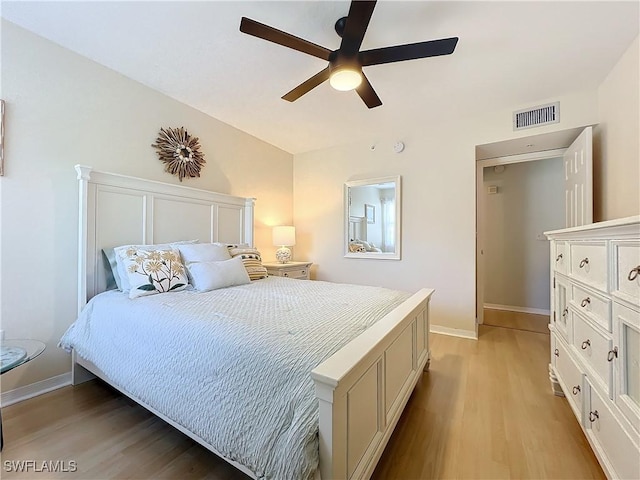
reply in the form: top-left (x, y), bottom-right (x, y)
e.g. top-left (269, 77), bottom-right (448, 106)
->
top-left (344, 176), bottom-right (401, 260)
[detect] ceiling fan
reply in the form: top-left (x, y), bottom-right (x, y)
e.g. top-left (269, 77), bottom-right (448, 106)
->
top-left (240, 0), bottom-right (458, 108)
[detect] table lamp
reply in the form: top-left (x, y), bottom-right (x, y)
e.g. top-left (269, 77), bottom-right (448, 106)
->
top-left (273, 226), bottom-right (295, 263)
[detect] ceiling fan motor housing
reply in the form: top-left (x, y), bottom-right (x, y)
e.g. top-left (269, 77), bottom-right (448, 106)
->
top-left (334, 16), bottom-right (348, 37)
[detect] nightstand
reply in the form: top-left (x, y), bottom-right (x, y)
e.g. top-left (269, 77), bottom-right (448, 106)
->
top-left (263, 261), bottom-right (312, 280)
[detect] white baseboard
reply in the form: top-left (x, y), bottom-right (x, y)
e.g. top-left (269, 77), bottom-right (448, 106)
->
top-left (484, 303), bottom-right (550, 316)
top-left (430, 325), bottom-right (478, 340)
top-left (1, 372), bottom-right (71, 407)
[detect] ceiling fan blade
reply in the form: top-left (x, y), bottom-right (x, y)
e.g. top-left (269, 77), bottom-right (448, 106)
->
top-left (356, 73), bottom-right (382, 109)
top-left (240, 17), bottom-right (331, 61)
top-left (282, 67), bottom-right (331, 102)
top-left (340, 1), bottom-right (377, 56)
top-left (359, 37), bottom-right (459, 66)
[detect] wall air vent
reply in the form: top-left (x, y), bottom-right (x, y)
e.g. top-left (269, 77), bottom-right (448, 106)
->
top-left (513, 102), bottom-right (560, 130)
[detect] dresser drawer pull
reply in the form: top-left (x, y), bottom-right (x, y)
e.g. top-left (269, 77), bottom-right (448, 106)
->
top-left (581, 339), bottom-right (591, 350)
top-left (562, 308), bottom-right (568, 318)
top-left (580, 297), bottom-right (591, 308)
top-left (628, 266), bottom-right (640, 281)
top-left (588, 410), bottom-right (599, 423)
top-left (283, 273), bottom-right (289, 277)
top-left (554, 348), bottom-right (559, 357)
top-left (579, 258), bottom-right (589, 268)
top-left (301, 270), bottom-right (306, 275)
top-left (556, 253), bottom-right (563, 262)
top-left (572, 385), bottom-right (581, 395)
top-left (607, 347), bottom-right (618, 362)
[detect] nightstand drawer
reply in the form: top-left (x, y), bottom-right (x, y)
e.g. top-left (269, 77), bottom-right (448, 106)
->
top-left (276, 268), bottom-right (309, 279)
top-left (263, 262), bottom-right (312, 280)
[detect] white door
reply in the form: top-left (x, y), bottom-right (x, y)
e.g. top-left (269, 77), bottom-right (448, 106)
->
top-left (564, 126), bottom-right (593, 227)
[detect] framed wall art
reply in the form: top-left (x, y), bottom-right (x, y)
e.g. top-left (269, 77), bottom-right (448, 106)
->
top-left (365, 204), bottom-right (375, 224)
top-left (151, 126), bottom-right (205, 182)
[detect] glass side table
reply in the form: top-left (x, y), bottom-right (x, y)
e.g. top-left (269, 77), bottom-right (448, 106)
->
top-left (1, 339), bottom-right (46, 451)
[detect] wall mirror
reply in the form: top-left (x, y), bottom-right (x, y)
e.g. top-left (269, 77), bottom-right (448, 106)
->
top-left (344, 175), bottom-right (401, 260)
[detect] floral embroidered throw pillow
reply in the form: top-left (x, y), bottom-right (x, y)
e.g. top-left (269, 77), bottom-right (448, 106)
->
top-left (119, 248), bottom-right (188, 299)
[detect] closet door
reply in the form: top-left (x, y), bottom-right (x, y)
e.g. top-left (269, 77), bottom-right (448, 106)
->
top-left (564, 126), bottom-right (593, 227)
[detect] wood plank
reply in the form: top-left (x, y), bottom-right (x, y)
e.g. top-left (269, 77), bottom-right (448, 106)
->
top-left (483, 308), bottom-right (550, 334)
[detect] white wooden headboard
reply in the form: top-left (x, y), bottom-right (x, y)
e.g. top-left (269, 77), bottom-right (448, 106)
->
top-left (76, 165), bottom-right (255, 313)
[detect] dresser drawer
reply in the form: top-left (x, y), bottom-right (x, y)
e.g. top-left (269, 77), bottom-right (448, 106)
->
top-left (554, 241), bottom-right (568, 275)
top-left (569, 242), bottom-right (608, 292)
top-left (572, 311), bottom-right (613, 397)
top-left (612, 240), bottom-right (640, 305)
top-left (570, 283), bottom-right (612, 332)
top-left (554, 275), bottom-right (571, 342)
top-left (555, 334), bottom-right (584, 420)
top-left (586, 379), bottom-right (640, 480)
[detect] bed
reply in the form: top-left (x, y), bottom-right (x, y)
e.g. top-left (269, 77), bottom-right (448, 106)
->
top-left (66, 165), bottom-right (434, 480)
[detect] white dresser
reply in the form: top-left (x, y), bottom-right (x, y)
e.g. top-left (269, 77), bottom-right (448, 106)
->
top-left (546, 216), bottom-right (640, 479)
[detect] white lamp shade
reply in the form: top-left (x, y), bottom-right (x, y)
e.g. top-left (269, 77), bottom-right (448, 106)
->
top-left (272, 226), bottom-right (296, 246)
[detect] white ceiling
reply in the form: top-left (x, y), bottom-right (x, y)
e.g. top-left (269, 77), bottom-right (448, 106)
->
top-left (2, 1), bottom-right (638, 154)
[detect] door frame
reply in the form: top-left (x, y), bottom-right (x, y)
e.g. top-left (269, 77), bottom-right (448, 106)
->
top-left (475, 148), bottom-right (566, 326)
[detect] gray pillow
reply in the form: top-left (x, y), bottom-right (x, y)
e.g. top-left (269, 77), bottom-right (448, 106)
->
top-left (101, 248), bottom-right (121, 291)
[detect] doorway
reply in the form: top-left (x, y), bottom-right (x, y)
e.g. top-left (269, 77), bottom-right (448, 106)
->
top-left (480, 157), bottom-right (564, 333)
top-left (475, 126), bottom-right (594, 333)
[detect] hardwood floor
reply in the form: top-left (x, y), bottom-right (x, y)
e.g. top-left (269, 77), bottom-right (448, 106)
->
top-left (483, 308), bottom-right (550, 334)
top-left (372, 326), bottom-right (603, 479)
top-left (1, 326), bottom-right (604, 479)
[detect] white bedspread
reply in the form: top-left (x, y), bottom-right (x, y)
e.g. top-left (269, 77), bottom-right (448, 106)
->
top-left (60, 277), bottom-right (410, 480)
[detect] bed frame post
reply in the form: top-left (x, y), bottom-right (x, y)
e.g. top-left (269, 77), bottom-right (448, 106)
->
top-left (315, 381), bottom-right (347, 480)
top-left (75, 165), bottom-right (92, 316)
top-left (244, 198), bottom-right (255, 247)
top-left (73, 165), bottom-right (97, 385)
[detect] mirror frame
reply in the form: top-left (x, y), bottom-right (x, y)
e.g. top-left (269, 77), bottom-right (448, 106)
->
top-left (344, 175), bottom-right (401, 260)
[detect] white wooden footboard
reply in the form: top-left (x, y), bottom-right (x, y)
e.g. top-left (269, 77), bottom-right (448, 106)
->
top-left (312, 288), bottom-right (434, 480)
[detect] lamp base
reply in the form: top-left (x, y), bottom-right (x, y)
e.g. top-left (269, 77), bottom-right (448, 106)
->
top-left (275, 246), bottom-right (292, 263)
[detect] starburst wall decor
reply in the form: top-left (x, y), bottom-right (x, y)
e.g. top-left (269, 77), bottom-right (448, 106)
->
top-left (151, 127), bottom-right (206, 181)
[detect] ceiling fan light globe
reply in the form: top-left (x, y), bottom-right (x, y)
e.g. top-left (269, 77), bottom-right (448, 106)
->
top-left (329, 69), bottom-right (362, 91)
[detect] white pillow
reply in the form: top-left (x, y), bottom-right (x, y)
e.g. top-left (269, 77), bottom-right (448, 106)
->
top-left (187, 257), bottom-right (251, 292)
top-left (119, 248), bottom-right (189, 299)
top-left (114, 240), bottom-right (197, 292)
top-left (177, 243), bottom-right (231, 264)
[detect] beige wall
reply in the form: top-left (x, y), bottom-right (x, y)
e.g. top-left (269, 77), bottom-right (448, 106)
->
top-left (594, 35), bottom-right (640, 221)
top-left (294, 90), bottom-right (600, 337)
top-left (0, 21), bottom-right (293, 391)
